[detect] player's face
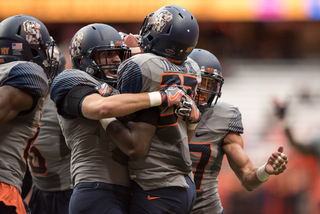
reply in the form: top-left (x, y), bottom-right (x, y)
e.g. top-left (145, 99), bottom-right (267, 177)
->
top-left (93, 50), bottom-right (121, 78)
top-left (196, 77), bottom-right (217, 105)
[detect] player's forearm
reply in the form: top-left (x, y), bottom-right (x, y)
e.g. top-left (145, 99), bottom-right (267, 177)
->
top-left (82, 93), bottom-right (151, 120)
top-left (102, 120), bottom-right (154, 161)
top-left (240, 167), bottom-right (266, 191)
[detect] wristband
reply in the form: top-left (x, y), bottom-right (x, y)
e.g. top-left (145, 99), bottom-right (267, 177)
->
top-left (99, 118), bottom-right (117, 130)
top-left (187, 123), bottom-right (198, 130)
top-left (256, 163), bottom-right (270, 182)
top-left (148, 91), bottom-right (162, 107)
top-left (130, 47), bottom-right (142, 54)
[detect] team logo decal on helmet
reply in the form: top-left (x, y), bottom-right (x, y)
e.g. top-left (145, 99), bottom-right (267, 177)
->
top-left (152, 10), bottom-right (173, 33)
top-left (70, 32), bottom-right (83, 57)
top-left (23, 21), bottom-right (42, 45)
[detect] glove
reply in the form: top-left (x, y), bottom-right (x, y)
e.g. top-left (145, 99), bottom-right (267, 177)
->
top-left (175, 97), bottom-right (201, 125)
top-left (159, 85), bottom-right (189, 108)
top-left (95, 83), bottom-right (119, 97)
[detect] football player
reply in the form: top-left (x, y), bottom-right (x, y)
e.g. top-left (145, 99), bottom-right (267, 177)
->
top-left (26, 46), bottom-right (73, 214)
top-left (49, 23), bottom-right (194, 214)
top-left (0, 15), bottom-right (59, 214)
top-left (112, 5), bottom-right (201, 214)
top-left (188, 48), bottom-right (288, 214)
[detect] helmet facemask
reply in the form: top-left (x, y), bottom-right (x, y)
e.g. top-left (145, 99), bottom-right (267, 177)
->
top-left (195, 66), bottom-right (224, 112)
top-left (86, 44), bottom-right (131, 87)
top-left (43, 40), bottom-right (60, 84)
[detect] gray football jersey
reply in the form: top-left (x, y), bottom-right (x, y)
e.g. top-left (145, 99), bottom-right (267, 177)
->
top-left (189, 101), bottom-right (244, 214)
top-left (50, 69), bottom-right (131, 188)
top-left (0, 61), bottom-right (48, 193)
top-left (117, 53), bottom-right (201, 190)
top-left (28, 95), bottom-right (72, 191)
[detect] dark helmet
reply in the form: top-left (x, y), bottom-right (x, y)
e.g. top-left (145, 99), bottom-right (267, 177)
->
top-left (69, 23), bottom-right (131, 87)
top-left (139, 5), bottom-right (199, 64)
top-left (189, 48), bottom-right (224, 111)
top-left (0, 14), bottom-right (59, 83)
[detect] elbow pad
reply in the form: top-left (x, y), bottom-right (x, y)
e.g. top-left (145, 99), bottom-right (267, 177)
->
top-left (61, 85), bottom-right (98, 118)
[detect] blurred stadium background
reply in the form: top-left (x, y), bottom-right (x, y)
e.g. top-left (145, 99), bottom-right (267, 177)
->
top-left (2, 0), bottom-right (320, 213)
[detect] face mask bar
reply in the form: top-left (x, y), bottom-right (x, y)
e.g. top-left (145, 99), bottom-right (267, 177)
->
top-left (85, 44), bottom-right (131, 86)
top-left (195, 67), bottom-right (224, 110)
top-left (138, 12), bottom-right (154, 46)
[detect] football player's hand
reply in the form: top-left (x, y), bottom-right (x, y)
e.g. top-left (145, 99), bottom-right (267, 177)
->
top-left (159, 85), bottom-right (190, 108)
top-left (265, 146), bottom-right (288, 175)
top-left (121, 33), bottom-right (142, 55)
top-left (175, 97), bottom-right (201, 124)
top-left (95, 83), bottom-right (118, 97)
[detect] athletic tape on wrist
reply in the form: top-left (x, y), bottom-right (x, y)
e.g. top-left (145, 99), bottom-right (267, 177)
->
top-left (256, 163), bottom-right (270, 182)
top-left (148, 92), bottom-right (162, 107)
top-left (99, 118), bottom-right (117, 130)
top-left (187, 123), bottom-right (198, 130)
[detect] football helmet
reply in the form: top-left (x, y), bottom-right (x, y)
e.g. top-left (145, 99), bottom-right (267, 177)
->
top-left (0, 14), bottom-right (59, 83)
top-left (69, 23), bottom-right (131, 87)
top-left (139, 5), bottom-right (199, 64)
top-left (189, 48), bottom-right (224, 111)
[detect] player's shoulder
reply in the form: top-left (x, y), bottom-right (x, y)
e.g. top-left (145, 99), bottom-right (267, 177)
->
top-left (202, 101), bottom-right (244, 133)
top-left (204, 101), bottom-right (241, 121)
top-left (214, 101), bottom-right (240, 112)
top-left (1, 61), bottom-right (48, 98)
top-left (1, 61), bottom-right (46, 79)
top-left (52, 69), bottom-right (101, 89)
top-left (50, 69), bottom-right (101, 103)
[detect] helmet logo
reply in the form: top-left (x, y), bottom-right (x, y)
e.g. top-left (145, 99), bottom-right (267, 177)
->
top-left (114, 41), bottom-right (122, 46)
top-left (152, 10), bottom-right (173, 33)
top-left (23, 21), bottom-right (42, 45)
top-left (205, 68), bottom-right (214, 73)
top-left (165, 49), bottom-right (175, 55)
top-left (70, 32), bottom-right (83, 57)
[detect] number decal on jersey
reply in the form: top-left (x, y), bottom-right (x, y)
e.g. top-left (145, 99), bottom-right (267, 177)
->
top-left (159, 73), bottom-right (198, 96)
top-left (28, 145), bottom-right (48, 175)
top-left (158, 73), bottom-right (198, 127)
top-left (189, 143), bottom-right (213, 191)
top-left (23, 125), bottom-right (48, 175)
top-left (23, 126), bottom-right (40, 162)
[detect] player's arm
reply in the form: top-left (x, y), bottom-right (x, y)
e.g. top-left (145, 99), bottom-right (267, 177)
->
top-left (81, 93), bottom-right (152, 119)
top-left (100, 107), bottom-right (159, 161)
top-left (0, 85), bottom-right (34, 125)
top-left (77, 84), bottom-right (189, 120)
top-left (222, 131), bottom-right (288, 191)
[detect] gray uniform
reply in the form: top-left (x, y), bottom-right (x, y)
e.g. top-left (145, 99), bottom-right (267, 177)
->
top-left (0, 61), bottom-right (48, 193)
top-left (189, 101), bottom-right (244, 214)
top-left (50, 69), bottom-right (130, 188)
top-left (117, 53), bottom-right (201, 190)
top-left (28, 95), bottom-right (72, 191)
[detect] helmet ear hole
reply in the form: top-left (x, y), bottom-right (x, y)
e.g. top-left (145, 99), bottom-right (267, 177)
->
top-left (166, 25), bottom-right (172, 34)
top-left (31, 49), bottom-right (39, 57)
top-left (16, 25), bottom-right (21, 36)
top-left (147, 35), bottom-right (153, 41)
